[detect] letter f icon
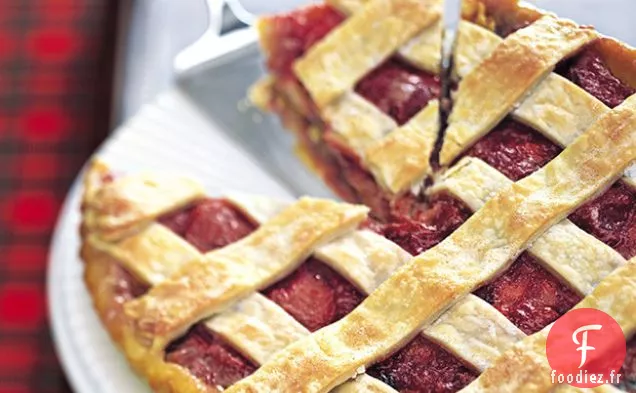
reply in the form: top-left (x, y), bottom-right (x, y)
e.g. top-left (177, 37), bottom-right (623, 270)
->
top-left (572, 324), bottom-right (602, 368)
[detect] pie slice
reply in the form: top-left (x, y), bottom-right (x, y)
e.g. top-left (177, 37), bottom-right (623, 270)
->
top-left (251, 0), bottom-right (445, 220)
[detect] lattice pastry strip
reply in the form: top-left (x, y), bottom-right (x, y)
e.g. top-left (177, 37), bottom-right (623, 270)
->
top-left (430, 157), bottom-right (627, 295)
top-left (86, 224), bottom-right (201, 285)
top-left (423, 294), bottom-right (525, 372)
top-left (322, 92), bottom-right (398, 155)
top-left (227, 92), bottom-right (636, 392)
top-left (365, 100), bottom-right (440, 193)
top-left (453, 20), bottom-right (610, 150)
top-left (322, 82), bottom-right (441, 194)
top-left (83, 169), bottom-right (206, 241)
top-left (441, 15), bottom-right (598, 166)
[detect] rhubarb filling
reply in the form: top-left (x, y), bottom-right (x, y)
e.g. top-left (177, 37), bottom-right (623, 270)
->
top-left (165, 325), bottom-right (258, 388)
top-left (355, 58), bottom-right (441, 126)
top-left (474, 253), bottom-right (582, 335)
top-left (367, 335), bottom-right (479, 392)
top-left (557, 46), bottom-right (636, 109)
top-left (261, 257), bottom-right (365, 332)
top-left (462, 119), bottom-right (562, 181)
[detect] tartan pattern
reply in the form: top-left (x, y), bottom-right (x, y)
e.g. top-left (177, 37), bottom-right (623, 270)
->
top-left (0, 1), bottom-right (120, 392)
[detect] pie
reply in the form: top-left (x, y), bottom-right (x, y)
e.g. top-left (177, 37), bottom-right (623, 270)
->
top-left (81, 0), bottom-right (636, 392)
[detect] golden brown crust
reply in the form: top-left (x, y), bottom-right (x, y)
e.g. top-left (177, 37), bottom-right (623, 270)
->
top-left (81, 162), bottom-right (222, 393)
top-left (454, 20), bottom-right (610, 149)
top-left (83, 167), bottom-right (206, 242)
top-left (83, 244), bottom-right (217, 393)
top-left (86, 224), bottom-right (201, 285)
top-left (323, 92), bottom-right (398, 155)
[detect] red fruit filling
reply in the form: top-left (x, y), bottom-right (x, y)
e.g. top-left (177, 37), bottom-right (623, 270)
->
top-left (618, 337), bottom-right (636, 392)
top-left (559, 46), bottom-right (636, 108)
top-left (159, 199), bottom-right (257, 253)
top-left (165, 324), bottom-right (257, 388)
top-left (262, 257), bottom-right (365, 332)
top-left (355, 58), bottom-right (441, 125)
top-left (369, 194), bottom-right (472, 255)
top-left (569, 182), bottom-right (636, 259)
top-left (475, 253), bottom-right (582, 335)
top-left (368, 335), bottom-right (478, 392)
top-left (463, 119), bottom-right (562, 181)
top-left (264, 4), bottom-right (345, 75)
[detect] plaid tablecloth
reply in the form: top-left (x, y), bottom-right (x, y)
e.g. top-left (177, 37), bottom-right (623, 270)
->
top-left (0, 1), bottom-right (120, 392)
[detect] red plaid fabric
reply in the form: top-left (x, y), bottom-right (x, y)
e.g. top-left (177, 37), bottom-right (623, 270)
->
top-left (0, 1), bottom-right (120, 392)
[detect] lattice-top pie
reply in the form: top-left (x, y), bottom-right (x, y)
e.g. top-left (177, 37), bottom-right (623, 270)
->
top-left (81, 0), bottom-right (636, 392)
